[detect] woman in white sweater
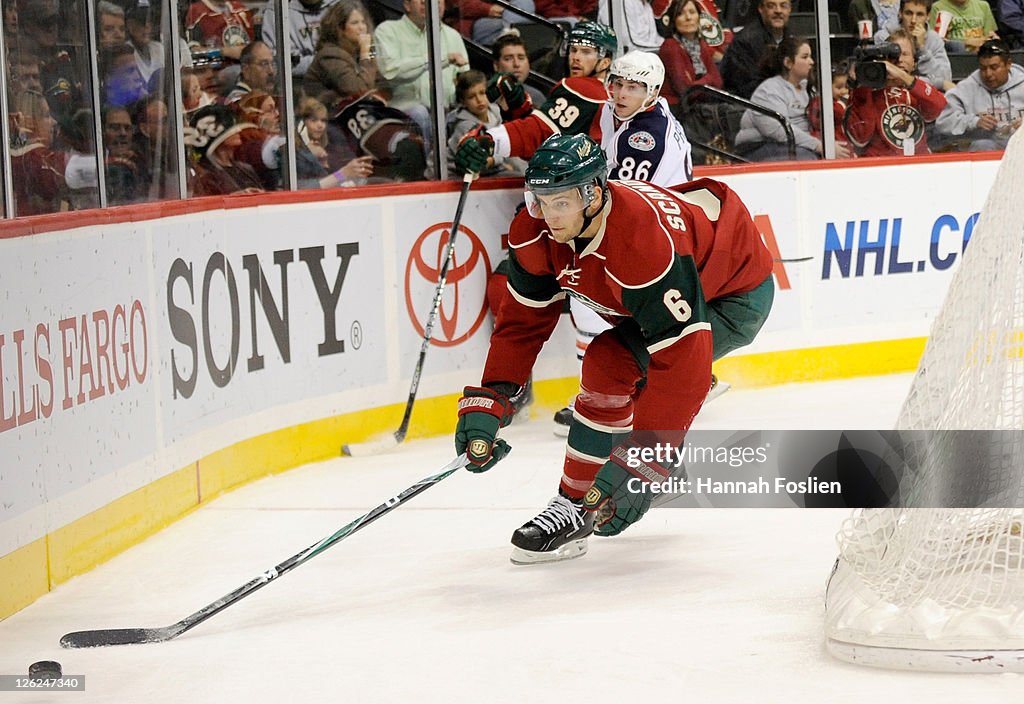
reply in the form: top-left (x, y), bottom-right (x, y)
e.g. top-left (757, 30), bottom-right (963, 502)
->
top-left (734, 36), bottom-right (824, 161)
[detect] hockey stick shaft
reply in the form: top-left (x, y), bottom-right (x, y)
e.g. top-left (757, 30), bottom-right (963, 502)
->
top-left (60, 454), bottom-right (472, 648)
top-left (342, 174), bottom-right (474, 455)
top-left (393, 173), bottom-right (475, 442)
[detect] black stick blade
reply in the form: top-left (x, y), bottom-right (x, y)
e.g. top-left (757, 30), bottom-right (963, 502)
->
top-left (61, 625), bottom-right (183, 648)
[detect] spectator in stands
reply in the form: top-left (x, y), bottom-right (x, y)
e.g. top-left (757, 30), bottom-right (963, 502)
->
top-left (9, 53), bottom-right (44, 96)
top-left (999, 0), bottom-right (1024, 48)
top-left (235, 91), bottom-right (287, 189)
top-left (935, 39), bottom-right (1024, 149)
top-left (734, 36), bottom-right (829, 160)
top-left (850, 0), bottom-right (902, 42)
top-left (491, 33), bottom-right (546, 106)
top-left (295, 96), bottom-right (376, 187)
top-left (845, 29), bottom-right (947, 155)
top-left (102, 43), bottom-right (150, 108)
top-left (876, 0), bottom-right (955, 91)
top-left (808, 59), bottom-right (855, 157)
top-left (185, 0), bottom-right (256, 62)
top-left (126, 6), bottom-right (164, 87)
top-left (659, 0), bottom-right (723, 108)
top-left (97, 1), bottom-right (127, 50)
top-left (304, 0), bottom-right (379, 108)
top-left (225, 41), bottom-right (278, 103)
top-left (185, 103), bottom-right (263, 195)
top-left (133, 97), bottom-right (177, 200)
top-left (600, 0), bottom-right (664, 53)
top-left (3, 2), bottom-right (17, 41)
top-left (102, 105), bottom-right (142, 204)
top-left (534, 0), bottom-right (596, 25)
top-left (182, 67), bottom-right (216, 117)
top-left (375, 0), bottom-right (469, 111)
top-left (721, 0), bottom-right (792, 98)
top-left (262, 0), bottom-right (341, 79)
top-left (10, 90), bottom-right (65, 216)
top-left (447, 0), bottom-right (537, 47)
top-left (447, 69), bottom-right (526, 174)
top-left (929, 0), bottom-right (999, 52)
top-left (21, 2), bottom-right (83, 121)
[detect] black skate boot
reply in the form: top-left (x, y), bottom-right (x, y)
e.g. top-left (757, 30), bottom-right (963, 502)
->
top-left (510, 490), bottom-right (594, 565)
top-left (552, 406), bottom-right (573, 437)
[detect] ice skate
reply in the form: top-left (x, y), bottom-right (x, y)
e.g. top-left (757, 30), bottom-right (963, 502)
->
top-left (705, 374), bottom-right (730, 403)
top-left (510, 492), bottom-right (593, 565)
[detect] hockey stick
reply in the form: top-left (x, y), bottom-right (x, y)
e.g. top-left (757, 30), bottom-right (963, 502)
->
top-left (342, 173), bottom-right (475, 456)
top-left (60, 452), bottom-right (475, 648)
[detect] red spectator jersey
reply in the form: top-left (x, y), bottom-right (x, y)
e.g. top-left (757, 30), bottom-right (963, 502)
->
top-left (185, 1), bottom-right (255, 50)
top-left (499, 76), bottom-right (608, 158)
top-left (483, 178), bottom-right (773, 433)
top-left (844, 81), bottom-right (947, 157)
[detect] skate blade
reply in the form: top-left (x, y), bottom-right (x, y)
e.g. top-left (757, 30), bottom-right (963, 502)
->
top-left (510, 539), bottom-right (588, 565)
top-left (705, 379), bottom-right (731, 403)
top-left (552, 424), bottom-right (570, 438)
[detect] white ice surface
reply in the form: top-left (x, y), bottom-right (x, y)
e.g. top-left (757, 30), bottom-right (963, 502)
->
top-left (1, 373), bottom-right (1021, 703)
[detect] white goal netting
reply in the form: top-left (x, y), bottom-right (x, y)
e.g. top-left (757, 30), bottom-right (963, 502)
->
top-left (824, 130), bottom-right (1024, 672)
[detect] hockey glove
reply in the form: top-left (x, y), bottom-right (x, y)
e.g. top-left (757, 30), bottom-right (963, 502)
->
top-left (456, 386), bottom-right (515, 472)
top-left (583, 443), bottom-right (669, 536)
top-left (454, 125), bottom-right (494, 175)
top-left (486, 73), bottom-right (532, 119)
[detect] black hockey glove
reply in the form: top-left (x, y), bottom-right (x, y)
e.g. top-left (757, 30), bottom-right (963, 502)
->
top-left (486, 72), bottom-right (532, 119)
top-left (583, 442), bottom-right (669, 536)
top-left (454, 125), bottom-right (494, 175)
top-left (455, 386), bottom-right (514, 472)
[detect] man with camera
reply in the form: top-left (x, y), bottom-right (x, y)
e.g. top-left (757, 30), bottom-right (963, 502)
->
top-left (935, 39), bottom-right (1024, 150)
top-left (876, 0), bottom-right (955, 91)
top-left (845, 29), bottom-right (948, 156)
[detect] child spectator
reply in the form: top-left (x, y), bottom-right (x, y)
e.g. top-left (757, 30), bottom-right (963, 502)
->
top-left (295, 96), bottom-right (375, 188)
top-left (808, 60), bottom-right (854, 157)
top-left (446, 69), bottom-right (525, 175)
top-left (182, 67), bottom-right (216, 116)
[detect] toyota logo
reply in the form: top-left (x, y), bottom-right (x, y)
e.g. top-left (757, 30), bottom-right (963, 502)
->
top-left (404, 222), bottom-right (492, 347)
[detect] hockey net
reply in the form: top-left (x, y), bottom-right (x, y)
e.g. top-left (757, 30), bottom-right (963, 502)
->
top-left (824, 130), bottom-right (1024, 672)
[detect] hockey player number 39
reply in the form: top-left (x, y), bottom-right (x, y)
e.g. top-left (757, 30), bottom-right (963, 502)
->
top-left (663, 289), bottom-right (692, 322)
top-left (547, 98), bottom-right (581, 128)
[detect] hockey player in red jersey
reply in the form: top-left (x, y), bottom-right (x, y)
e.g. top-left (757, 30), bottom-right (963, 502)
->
top-left (453, 20), bottom-right (618, 173)
top-left (454, 134), bottom-right (775, 564)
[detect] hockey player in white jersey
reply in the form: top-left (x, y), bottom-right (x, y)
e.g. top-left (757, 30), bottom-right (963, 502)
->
top-left (555, 51), bottom-right (720, 436)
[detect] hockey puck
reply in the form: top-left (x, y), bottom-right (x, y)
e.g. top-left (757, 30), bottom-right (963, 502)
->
top-left (28, 661), bottom-right (62, 679)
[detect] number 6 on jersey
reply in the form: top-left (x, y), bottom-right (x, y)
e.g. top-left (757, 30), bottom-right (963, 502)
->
top-left (663, 289), bottom-right (692, 322)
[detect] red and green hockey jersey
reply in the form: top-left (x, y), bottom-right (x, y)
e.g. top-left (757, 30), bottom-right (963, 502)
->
top-left (483, 178), bottom-right (773, 434)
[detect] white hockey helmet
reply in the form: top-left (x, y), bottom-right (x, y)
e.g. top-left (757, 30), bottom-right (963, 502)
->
top-left (606, 51), bottom-right (665, 120)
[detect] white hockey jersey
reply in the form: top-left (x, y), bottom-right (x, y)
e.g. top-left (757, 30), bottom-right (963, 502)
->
top-left (599, 97), bottom-right (693, 188)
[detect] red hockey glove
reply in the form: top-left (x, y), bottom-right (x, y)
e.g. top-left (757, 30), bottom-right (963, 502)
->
top-left (454, 125), bottom-right (495, 175)
top-left (455, 386), bottom-right (514, 472)
top-left (583, 441), bottom-right (670, 536)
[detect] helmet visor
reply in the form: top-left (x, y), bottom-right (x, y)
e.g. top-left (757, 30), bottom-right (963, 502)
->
top-left (524, 186), bottom-right (593, 219)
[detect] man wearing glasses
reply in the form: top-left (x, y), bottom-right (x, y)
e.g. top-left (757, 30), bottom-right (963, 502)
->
top-left (226, 41), bottom-right (278, 102)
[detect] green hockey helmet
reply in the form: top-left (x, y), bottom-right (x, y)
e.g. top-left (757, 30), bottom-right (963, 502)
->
top-left (524, 134), bottom-right (608, 219)
top-left (566, 20), bottom-right (618, 59)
